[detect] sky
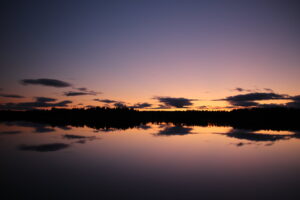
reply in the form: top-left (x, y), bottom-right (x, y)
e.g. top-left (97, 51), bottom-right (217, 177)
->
top-left (1, 0), bottom-right (300, 110)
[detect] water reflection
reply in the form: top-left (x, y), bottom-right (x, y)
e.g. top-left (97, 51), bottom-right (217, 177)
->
top-left (62, 134), bottom-right (98, 144)
top-left (3, 121), bottom-right (70, 133)
top-left (1, 121), bottom-right (300, 200)
top-left (0, 130), bottom-right (22, 134)
top-left (155, 124), bottom-right (194, 136)
top-left (19, 143), bottom-right (70, 152)
top-left (221, 128), bottom-right (300, 144)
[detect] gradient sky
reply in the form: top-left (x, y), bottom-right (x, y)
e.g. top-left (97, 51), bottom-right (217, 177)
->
top-left (1, 0), bottom-right (300, 110)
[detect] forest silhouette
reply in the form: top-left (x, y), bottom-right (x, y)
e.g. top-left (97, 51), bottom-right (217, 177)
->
top-left (1, 107), bottom-right (299, 131)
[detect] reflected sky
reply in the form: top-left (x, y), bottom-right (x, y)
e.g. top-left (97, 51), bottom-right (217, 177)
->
top-left (1, 121), bottom-right (300, 199)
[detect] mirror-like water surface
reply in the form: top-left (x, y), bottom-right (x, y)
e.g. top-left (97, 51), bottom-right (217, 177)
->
top-left (1, 122), bottom-right (300, 200)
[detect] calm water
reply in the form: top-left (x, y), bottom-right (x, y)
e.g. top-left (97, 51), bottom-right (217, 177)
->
top-left (1, 121), bottom-right (300, 200)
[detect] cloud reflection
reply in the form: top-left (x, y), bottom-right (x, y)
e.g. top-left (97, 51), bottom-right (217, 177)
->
top-left (19, 143), bottom-right (70, 152)
top-left (155, 125), bottom-right (193, 136)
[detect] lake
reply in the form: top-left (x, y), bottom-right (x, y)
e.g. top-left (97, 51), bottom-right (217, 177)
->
top-left (1, 121), bottom-right (300, 200)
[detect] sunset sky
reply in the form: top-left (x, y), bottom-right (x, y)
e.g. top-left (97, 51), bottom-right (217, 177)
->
top-left (1, 0), bottom-right (300, 110)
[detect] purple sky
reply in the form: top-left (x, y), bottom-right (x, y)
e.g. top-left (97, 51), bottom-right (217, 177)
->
top-left (1, 0), bottom-right (300, 110)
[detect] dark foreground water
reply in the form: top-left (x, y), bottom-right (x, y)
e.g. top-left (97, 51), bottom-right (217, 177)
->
top-left (1, 121), bottom-right (300, 200)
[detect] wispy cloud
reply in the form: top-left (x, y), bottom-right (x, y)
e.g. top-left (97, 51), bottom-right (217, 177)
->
top-left (232, 87), bottom-right (274, 93)
top-left (94, 99), bottom-right (118, 104)
top-left (64, 87), bottom-right (100, 96)
top-left (21, 78), bottom-right (72, 88)
top-left (0, 94), bottom-right (24, 98)
top-left (0, 97), bottom-right (72, 110)
top-left (130, 103), bottom-right (152, 109)
top-left (64, 91), bottom-right (99, 96)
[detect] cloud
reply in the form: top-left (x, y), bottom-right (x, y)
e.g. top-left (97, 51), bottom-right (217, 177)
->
top-left (64, 87), bottom-right (100, 96)
top-left (35, 127), bottom-right (55, 133)
top-left (21, 78), bottom-right (72, 87)
top-left (151, 104), bottom-right (171, 109)
top-left (233, 87), bottom-right (249, 92)
top-left (130, 103), bottom-right (152, 109)
top-left (94, 99), bottom-right (132, 108)
top-left (63, 134), bottom-right (95, 140)
top-left (286, 95), bottom-right (300, 108)
top-left (154, 97), bottom-right (196, 108)
top-left (64, 91), bottom-right (98, 96)
top-left (0, 94), bottom-right (24, 98)
top-left (114, 102), bottom-right (127, 108)
top-left (233, 87), bottom-right (274, 93)
top-left (0, 131), bottom-right (22, 135)
top-left (220, 92), bottom-right (289, 107)
top-left (35, 97), bottom-right (56, 102)
top-left (76, 87), bottom-right (88, 91)
top-left (226, 93), bottom-right (288, 101)
top-left (264, 88), bottom-right (274, 92)
top-left (19, 143), bottom-right (70, 152)
top-left (0, 97), bottom-right (72, 110)
top-left (138, 124), bottom-right (152, 130)
top-left (94, 99), bottom-right (118, 104)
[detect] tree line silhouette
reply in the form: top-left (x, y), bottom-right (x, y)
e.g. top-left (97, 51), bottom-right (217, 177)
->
top-left (0, 107), bottom-right (299, 131)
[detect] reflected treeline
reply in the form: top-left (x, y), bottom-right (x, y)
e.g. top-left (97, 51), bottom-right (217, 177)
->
top-left (1, 107), bottom-right (300, 131)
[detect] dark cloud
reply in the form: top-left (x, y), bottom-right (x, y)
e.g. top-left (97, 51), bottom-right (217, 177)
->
top-left (76, 87), bottom-right (88, 91)
top-left (64, 91), bottom-right (98, 96)
top-left (233, 87), bottom-right (274, 93)
top-left (63, 134), bottom-right (95, 140)
top-left (21, 78), bottom-right (72, 87)
top-left (154, 97), bottom-right (196, 108)
top-left (0, 94), bottom-right (24, 98)
top-left (35, 127), bottom-right (55, 133)
top-left (138, 124), bottom-right (152, 130)
top-left (0, 97), bottom-right (72, 110)
top-left (232, 87), bottom-right (258, 93)
top-left (64, 87), bottom-right (100, 96)
top-left (19, 143), bottom-right (70, 152)
top-left (220, 92), bottom-right (289, 107)
top-left (0, 131), bottom-right (22, 135)
top-left (156, 125), bottom-right (193, 136)
top-left (286, 95), bottom-right (300, 108)
top-left (130, 103), bottom-right (152, 109)
top-left (225, 93), bottom-right (288, 101)
top-left (35, 97), bottom-right (56, 103)
top-left (233, 87), bottom-right (250, 92)
top-left (114, 102), bottom-right (127, 108)
top-left (89, 100), bottom-right (126, 107)
top-left (151, 104), bottom-right (171, 109)
top-left (94, 99), bottom-right (118, 104)
top-left (57, 126), bottom-right (72, 130)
